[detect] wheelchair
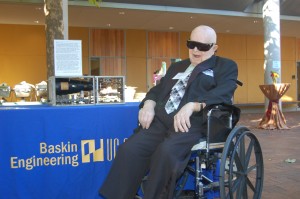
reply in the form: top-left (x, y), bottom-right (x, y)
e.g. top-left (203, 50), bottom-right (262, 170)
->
top-left (140, 104), bottom-right (264, 199)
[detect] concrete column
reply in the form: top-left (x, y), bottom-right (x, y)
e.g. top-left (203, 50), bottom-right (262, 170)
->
top-left (262, 0), bottom-right (281, 107)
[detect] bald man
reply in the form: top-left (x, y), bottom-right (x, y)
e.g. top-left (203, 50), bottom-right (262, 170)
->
top-left (99, 25), bottom-right (238, 199)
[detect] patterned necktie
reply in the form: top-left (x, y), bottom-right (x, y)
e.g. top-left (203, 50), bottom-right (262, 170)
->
top-left (165, 72), bottom-right (192, 114)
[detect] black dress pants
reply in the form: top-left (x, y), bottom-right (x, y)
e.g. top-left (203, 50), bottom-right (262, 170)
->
top-left (99, 117), bottom-right (204, 199)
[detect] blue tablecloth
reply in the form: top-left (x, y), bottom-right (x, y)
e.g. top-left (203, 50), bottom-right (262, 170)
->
top-left (0, 103), bottom-right (140, 199)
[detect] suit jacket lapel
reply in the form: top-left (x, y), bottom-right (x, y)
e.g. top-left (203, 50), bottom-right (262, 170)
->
top-left (187, 56), bottom-right (217, 86)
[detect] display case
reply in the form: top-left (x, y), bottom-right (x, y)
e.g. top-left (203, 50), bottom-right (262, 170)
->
top-left (13, 81), bottom-right (34, 98)
top-left (95, 76), bottom-right (125, 104)
top-left (35, 81), bottom-right (48, 102)
top-left (48, 76), bottom-right (96, 105)
top-left (0, 83), bottom-right (11, 103)
top-left (0, 84), bottom-right (11, 98)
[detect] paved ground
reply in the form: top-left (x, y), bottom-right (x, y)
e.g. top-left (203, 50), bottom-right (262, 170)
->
top-left (238, 110), bottom-right (300, 199)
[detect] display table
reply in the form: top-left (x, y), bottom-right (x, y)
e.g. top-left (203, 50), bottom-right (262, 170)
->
top-left (258, 83), bottom-right (290, 129)
top-left (0, 103), bottom-right (139, 199)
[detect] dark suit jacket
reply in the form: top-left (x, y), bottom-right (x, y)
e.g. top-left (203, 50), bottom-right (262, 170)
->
top-left (140, 55), bottom-right (238, 129)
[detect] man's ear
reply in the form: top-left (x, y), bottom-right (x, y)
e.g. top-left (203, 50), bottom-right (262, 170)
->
top-left (213, 44), bottom-right (218, 52)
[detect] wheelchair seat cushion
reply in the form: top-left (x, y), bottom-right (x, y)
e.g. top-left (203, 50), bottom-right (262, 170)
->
top-left (191, 140), bottom-right (225, 151)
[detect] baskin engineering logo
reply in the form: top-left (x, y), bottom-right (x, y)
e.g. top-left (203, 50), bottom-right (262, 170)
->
top-left (81, 139), bottom-right (104, 163)
top-left (10, 138), bottom-right (126, 170)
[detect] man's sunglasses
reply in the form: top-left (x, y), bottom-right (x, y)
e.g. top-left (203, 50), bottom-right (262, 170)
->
top-left (186, 40), bottom-right (214, 52)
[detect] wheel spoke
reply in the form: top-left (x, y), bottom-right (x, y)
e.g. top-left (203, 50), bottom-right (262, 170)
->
top-left (244, 138), bottom-right (255, 167)
top-left (225, 192), bottom-right (231, 199)
top-left (230, 174), bottom-right (242, 192)
top-left (246, 175), bottom-right (256, 192)
top-left (236, 178), bottom-right (245, 199)
top-left (246, 164), bottom-right (257, 174)
top-left (243, 185), bottom-right (249, 199)
top-left (233, 150), bottom-right (244, 172)
top-left (242, 177), bottom-right (249, 199)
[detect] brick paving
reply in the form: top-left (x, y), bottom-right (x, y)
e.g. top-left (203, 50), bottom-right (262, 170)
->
top-left (238, 111), bottom-right (300, 199)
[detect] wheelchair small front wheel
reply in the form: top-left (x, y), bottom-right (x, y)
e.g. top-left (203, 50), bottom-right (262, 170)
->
top-left (219, 126), bottom-right (264, 199)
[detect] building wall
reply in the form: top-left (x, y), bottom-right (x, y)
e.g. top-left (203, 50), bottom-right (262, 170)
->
top-left (69, 27), bottom-right (90, 76)
top-left (126, 29), bottom-right (147, 91)
top-left (0, 25), bottom-right (90, 86)
top-left (0, 24), bottom-right (298, 103)
top-left (0, 24), bottom-right (47, 87)
top-left (298, 38), bottom-right (300, 60)
top-left (216, 34), bottom-right (298, 104)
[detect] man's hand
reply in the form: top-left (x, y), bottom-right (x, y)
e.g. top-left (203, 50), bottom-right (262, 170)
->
top-left (174, 102), bottom-right (204, 133)
top-left (138, 100), bottom-right (156, 129)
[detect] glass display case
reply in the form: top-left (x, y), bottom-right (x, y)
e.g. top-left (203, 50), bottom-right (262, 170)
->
top-left (0, 83), bottom-right (11, 103)
top-left (48, 76), bottom-right (96, 105)
top-left (35, 81), bottom-right (48, 102)
top-left (95, 76), bottom-right (125, 104)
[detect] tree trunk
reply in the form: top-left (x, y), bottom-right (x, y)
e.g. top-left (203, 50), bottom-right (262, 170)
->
top-left (44, 0), bottom-right (64, 78)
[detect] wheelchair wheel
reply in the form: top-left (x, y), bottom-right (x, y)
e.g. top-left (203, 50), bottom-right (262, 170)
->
top-left (219, 126), bottom-right (264, 199)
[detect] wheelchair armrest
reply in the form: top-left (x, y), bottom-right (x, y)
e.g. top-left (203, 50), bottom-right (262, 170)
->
top-left (205, 104), bottom-right (240, 144)
top-left (204, 104), bottom-right (241, 128)
top-left (191, 104), bottom-right (241, 152)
